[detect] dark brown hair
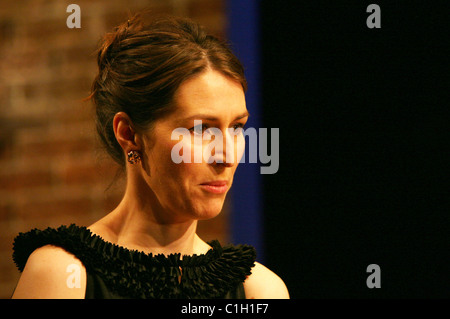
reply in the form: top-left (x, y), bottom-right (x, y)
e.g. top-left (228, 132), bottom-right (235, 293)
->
top-left (89, 12), bottom-right (247, 167)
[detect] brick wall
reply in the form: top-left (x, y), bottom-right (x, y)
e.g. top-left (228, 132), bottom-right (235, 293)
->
top-left (0, 0), bottom-right (228, 298)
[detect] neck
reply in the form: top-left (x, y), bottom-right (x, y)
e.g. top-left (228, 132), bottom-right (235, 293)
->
top-left (90, 175), bottom-right (208, 256)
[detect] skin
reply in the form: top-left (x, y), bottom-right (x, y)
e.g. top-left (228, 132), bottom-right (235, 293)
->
top-left (12, 69), bottom-right (289, 299)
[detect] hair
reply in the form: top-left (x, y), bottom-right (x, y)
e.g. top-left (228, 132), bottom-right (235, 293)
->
top-left (88, 12), bottom-right (247, 167)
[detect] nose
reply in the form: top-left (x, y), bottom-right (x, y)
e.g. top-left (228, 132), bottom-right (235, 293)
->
top-left (207, 128), bottom-right (238, 166)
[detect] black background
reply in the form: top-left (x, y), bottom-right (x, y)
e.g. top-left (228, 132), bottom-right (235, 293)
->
top-left (261, 1), bottom-right (449, 298)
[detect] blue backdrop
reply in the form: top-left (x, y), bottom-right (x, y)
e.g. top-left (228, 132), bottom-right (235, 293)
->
top-left (226, 0), bottom-right (263, 262)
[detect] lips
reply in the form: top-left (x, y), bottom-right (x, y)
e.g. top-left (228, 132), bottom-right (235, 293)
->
top-left (200, 180), bottom-right (229, 194)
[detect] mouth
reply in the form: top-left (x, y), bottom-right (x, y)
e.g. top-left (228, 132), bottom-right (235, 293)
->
top-left (199, 180), bottom-right (229, 194)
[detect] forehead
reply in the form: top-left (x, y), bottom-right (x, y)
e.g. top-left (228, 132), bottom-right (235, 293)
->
top-left (172, 70), bottom-right (246, 119)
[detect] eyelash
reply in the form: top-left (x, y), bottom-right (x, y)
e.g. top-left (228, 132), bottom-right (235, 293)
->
top-left (189, 123), bottom-right (246, 134)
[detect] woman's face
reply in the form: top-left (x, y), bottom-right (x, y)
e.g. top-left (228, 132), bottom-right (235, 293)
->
top-left (140, 69), bottom-right (248, 223)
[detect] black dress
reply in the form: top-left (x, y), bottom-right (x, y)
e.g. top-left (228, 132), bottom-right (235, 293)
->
top-left (12, 224), bottom-right (256, 299)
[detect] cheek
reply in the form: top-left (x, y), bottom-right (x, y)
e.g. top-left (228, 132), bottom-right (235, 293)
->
top-left (156, 137), bottom-right (198, 182)
top-left (145, 137), bottom-right (181, 182)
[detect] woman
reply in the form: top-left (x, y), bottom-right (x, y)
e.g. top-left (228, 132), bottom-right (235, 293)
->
top-left (12, 13), bottom-right (289, 299)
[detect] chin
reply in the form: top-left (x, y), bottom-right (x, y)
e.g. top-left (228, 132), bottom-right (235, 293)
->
top-left (192, 201), bottom-right (225, 221)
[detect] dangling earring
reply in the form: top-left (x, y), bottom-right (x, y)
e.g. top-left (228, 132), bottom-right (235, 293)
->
top-left (127, 150), bottom-right (142, 164)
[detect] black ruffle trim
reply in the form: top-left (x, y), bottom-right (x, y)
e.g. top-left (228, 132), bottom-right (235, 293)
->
top-left (12, 224), bottom-right (256, 299)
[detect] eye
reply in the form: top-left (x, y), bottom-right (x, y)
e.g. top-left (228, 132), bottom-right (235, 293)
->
top-left (231, 123), bottom-right (246, 133)
top-left (189, 123), bottom-right (209, 135)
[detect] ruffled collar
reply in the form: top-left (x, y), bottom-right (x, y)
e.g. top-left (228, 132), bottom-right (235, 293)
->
top-left (12, 224), bottom-right (256, 298)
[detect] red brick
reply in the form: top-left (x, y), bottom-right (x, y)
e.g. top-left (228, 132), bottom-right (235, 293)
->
top-left (0, 170), bottom-right (52, 191)
top-left (18, 137), bottom-right (94, 159)
top-left (16, 197), bottom-right (93, 220)
top-left (60, 159), bottom-right (119, 185)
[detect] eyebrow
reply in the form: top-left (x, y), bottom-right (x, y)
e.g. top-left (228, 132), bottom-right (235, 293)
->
top-left (182, 111), bottom-right (250, 122)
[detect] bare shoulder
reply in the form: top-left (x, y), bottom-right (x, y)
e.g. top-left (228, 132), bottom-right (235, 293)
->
top-left (12, 245), bottom-right (86, 299)
top-left (243, 261), bottom-right (290, 299)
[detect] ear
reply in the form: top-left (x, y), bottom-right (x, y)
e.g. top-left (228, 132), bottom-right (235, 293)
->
top-left (113, 112), bottom-right (139, 153)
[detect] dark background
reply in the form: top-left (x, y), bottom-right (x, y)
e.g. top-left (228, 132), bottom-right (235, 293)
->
top-left (261, 1), bottom-right (449, 298)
